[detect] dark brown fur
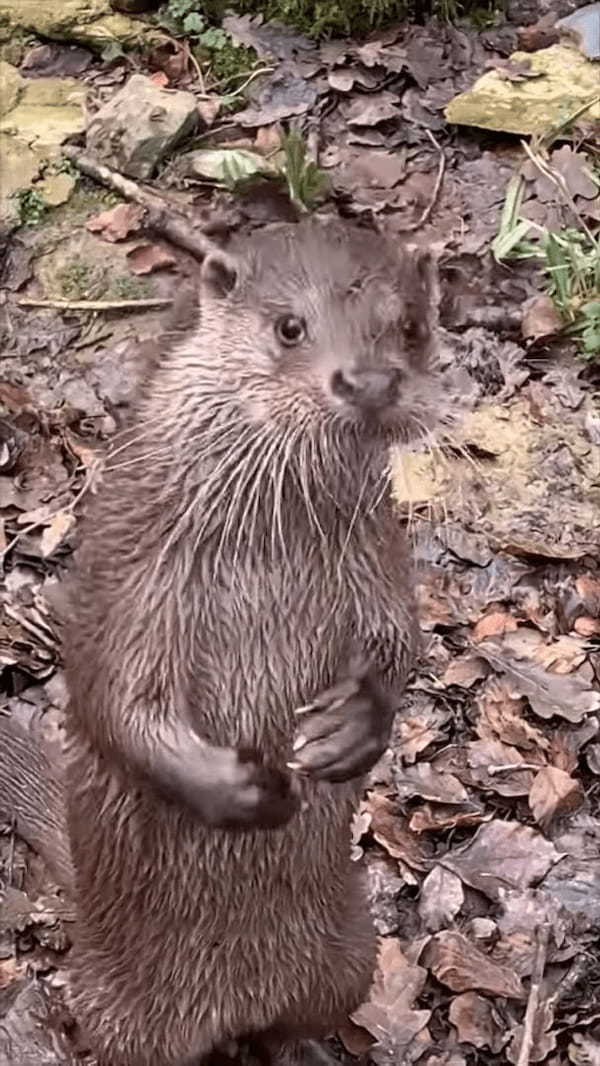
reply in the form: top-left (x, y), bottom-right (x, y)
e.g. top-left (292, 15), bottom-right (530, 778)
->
top-left (32, 219), bottom-right (440, 1066)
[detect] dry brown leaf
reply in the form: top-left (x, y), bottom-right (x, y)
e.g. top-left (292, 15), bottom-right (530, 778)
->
top-left (126, 243), bottom-right (176, 275)
top-left (352, 938), bottom-right (431, 1063)
top-left (522, 295), bottom-right (563, 341)
top-left (448, 991), bottom-right (504, 1051)
top-left (529, 766), bottom-right (584, 828)
top-left (442, 654), bottom-right (488, 688)
top-left (393, 763), bottom-right (469, 805)
top-left (41, 511), bottom-right (75, 557)
top-left (532, 634), bottom-right (588, 675)
top-left (423, 930), bottom-right (523, 999)
top-left (337, 1019), bottom-right (374, 1056)
top-left (473, 609), bottom-right (518, 642)
top-left (574, 616), bottom-right (600, 636)
top-left (443, 820), bottom-right (559, 901)
top-left (548, 718), bottom-right (598, 773)
top-left (409, 802), bottom-right (488, 833)
top-left (576, 575), bottom-right (600, 615)
top-left (366, 791), bottom-right (433, 871)
top-left (87, 203), bottom-right (145, 243)
top-left (466, 738), bottom-right (537, 797)
top-left (508, 999), bottom-right (556, 1063)
top-left (394, 714), bottom-right (443, 763)
top-left (418, 865), bottom-right (464, 932)
top-left (477, 677), bottom-right (550, 755)
top-left (149, 70), bottom-right (169, 87)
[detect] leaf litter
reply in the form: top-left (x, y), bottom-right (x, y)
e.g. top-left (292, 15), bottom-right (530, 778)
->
top-left (2, 2), bottom-right (600, 1065)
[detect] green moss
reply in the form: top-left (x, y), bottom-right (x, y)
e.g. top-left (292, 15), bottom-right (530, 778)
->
top-left (201, 40), bottom-right (257, 83)
top-left (58, 259), bottom-right (97, 298)
top-left (107, 274), bottom-right (152, 300)
top-left (16, 187), bottom-right (47, 226)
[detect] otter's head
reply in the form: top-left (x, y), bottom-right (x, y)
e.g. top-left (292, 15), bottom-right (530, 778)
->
top-left (197, 219), bottom-right (440, 453)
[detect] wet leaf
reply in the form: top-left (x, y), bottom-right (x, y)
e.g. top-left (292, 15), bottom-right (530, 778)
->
top-left (529, 766), bottom-right (584, 828)
top-left (352, 938), bottom-right (431, 1063)
top-left (126, 243), bottom-right (176, 275)
top-left (449, 992), bottom-right (505, 1051)
top-left (87, 203), bottom-right (145, 243)
top-left (423, 930), bottom-right (524, 999)
top-left (418, 865), bottom-right (464, 932)
top-left (443, 820), bottom-right (560, 901)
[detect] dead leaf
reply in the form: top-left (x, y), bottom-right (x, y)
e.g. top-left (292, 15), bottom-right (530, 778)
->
top-left (492, 56), bottom-right (543, 81)
top-left (198, 98), bottom-right (221, 127)
top-left (529, 766), bottom-right (584, 828)
top-left (366, 791), bottom-right (433, 871)
top-left (508, 998), bottom-right (556, 1063)
top-left (337, 1019), bottom-right (374, 1056)
top-left (443, 820), bottom-right (559, 901)
top-left (476, 677), bottom-right (550, 755)
top-left (442, 654), bottom-right (488, 687)
top-left (149, 71), bottom-right (169, 87)
top-left (87, 203), bottom-right (145, 243)
top-left (394, 713), bottom-right (444, 763)
top-left (423, 930), bottom-right (524, 999)
top-left (473, 609), bottom-right (518, 642)
top-left (522, 295), bottom-right (563, 341)
top-left (409, 802), bottom-right (487, 833)
top-left (466, 738), bottom-right (537, 797)
top-left (40, 511), bottom-right (75, 557)
top-left (449, 992), bottom-right (504, 1051)
top-left (418, 865), bottom-right (464, 932)
top-left (345, 91), bottom-right (400, 127)
top-left (574, 616), bottom-right (600, 636)
top-left (352, 938), bottom-right (431, 1063)
top-left (126, 243), bottom-right (176, 275)
top-left (393, 763), bottom-right (469, 805)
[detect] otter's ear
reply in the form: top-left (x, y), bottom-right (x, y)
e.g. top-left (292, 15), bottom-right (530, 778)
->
top-left (201, 250), bottom-right (239, 299)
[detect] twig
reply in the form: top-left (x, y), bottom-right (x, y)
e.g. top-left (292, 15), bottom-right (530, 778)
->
top-left (62, 146), bottom-right (219, 262)
top-left (487, 762), bottom-right (545, 775)
top-left (1, 465), bottom-right (96, 563)
top-left (17, 297), bottom-right (172, 312)
top-left (211, 66), bottom-right (274, 94)
top-left (516, 923), bottom-right (550, 1066)
top-left (397, 129), bottom-right (446, 233)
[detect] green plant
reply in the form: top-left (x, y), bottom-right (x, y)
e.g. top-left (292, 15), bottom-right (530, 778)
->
top-left (58, 260), bottom-right (96, 299)
top-left (493, 171), bottom-right (600, 359)
top-left (157, 0), bottom-right (227, 46)
top-left (16, 188), bottom-right (47, 226)
top-left (108, 274), bottom-right (152, 300)
top-left (280, 130), bottom-right (328, 212)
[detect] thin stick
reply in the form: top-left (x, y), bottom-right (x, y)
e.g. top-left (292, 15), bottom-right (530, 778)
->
top-left (397, 129), bottom-right (446, 233)
top-left (17, 297), bottom-right (172, 312)
top-left (62, 146), bottom-right (219, 262)
top-left (516, 923), bottom-right (550, 1066)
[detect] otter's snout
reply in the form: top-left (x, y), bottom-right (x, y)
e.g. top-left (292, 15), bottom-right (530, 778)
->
top-left (330, 368), bottom-right (401, 411)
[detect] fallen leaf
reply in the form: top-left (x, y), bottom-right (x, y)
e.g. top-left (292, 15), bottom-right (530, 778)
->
top-left (198, 98), bottom-right (221, 127)
top-left (409, 802), bottom-right (488, 833)
top-left (476, 677), bottom-right (550, 755)
top-left (352, 938), bottom-right (431, 1063)
top-left (126, 243), bottom-right (176, 275)
top-left (149, 71), bottom-right (169, 87)
top-left (366, 791), bottom-right (433, 871)
top-left (443, 820), bottom-right (559, 901)
top-left (442, 654), bottom-right (488, 688)
top-left (522, 295), bottom-right (563, 341)
top-left (87, 203), bottom-right (145, 243)
top-left (345, 90), bottom-right (400, 127)
top-left (418, 865), bottom-right (464, 932)
top-left (337, 1019), bottom-right (374, 1056)
top-left (40, 511), bottom-right (75, 557)
top-left (466, 738), bottom-right (537, 797)
top-left (423, 930), bottom-right (523, 999)
top-left (394, 713), bottom-right (444, 763)
top-left (493, 56), bottom-right (543, 81)
top-left (569, 1032), bottom-right (600, 1066)
top-left (574, 616), bottom-right (600, 636)
top-left (449, 992), bottom-right (504, 1051)
top-left (393, 763), bottom-right (469, 805)
top-left (529, 766), bottom-right (584, 828)
top-left (473, 609), bottom-right (518, 642)
top-left (508, 998), bottom-right (556, 1063)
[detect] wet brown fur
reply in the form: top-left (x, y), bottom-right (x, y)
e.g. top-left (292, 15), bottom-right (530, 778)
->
top-left (58, 218), bottom-right (440, 1066)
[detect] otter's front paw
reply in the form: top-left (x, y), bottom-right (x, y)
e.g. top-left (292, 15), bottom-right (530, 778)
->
top-left (181, 746), bottom-right (299, 830)
top-left (288, 660), bottom-right (393, 784)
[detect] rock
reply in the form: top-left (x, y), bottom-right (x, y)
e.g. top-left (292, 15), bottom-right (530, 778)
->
top-left (0, 60), bottom-right (23, 116)
top-left (0, 76), bottom-right (86, 149)
top-left (38, 171), bottom-right (77, 206)
top-left (86, 74), bottom-right (198, 179)
top-left (0, 0), bottom-right (154, 51)
top-left (0, 133), bottom-right (44, 230)
top-left (445, 42), bottom-right (600, 136)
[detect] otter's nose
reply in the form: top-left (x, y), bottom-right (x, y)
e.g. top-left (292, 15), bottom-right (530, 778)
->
top-left (331, 368), bottom-right (401, 409)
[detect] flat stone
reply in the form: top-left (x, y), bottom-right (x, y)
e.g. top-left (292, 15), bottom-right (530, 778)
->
top-left (86, 74), bottom-right (198, 179)
top-left (445, 43), bottom-right (600, 137)
top-left (38, 171), bottom-right (77, 206)
top-left (0, 60), bottom-right (23, 116)
top-left (0, 0), bottom-right (152, 50)
top-left (0, 132), bottom-right (44, 229)
top-left (0, 76), bottom-right (86, 148)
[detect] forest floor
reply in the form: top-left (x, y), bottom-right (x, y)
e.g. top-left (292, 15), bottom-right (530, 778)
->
top-left (1, 2), bottom-right (600, 1064)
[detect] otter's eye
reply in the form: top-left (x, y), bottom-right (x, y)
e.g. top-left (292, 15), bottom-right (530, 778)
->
top-left (275, 314), bottom-right (306, 347)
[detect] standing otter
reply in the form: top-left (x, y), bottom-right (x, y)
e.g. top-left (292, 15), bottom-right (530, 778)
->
top-left (0, 218), bottom-right (440, 1066)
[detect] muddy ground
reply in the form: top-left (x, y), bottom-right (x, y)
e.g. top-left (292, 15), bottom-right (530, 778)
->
top-left (1, 3), bottom-right (600, 1065)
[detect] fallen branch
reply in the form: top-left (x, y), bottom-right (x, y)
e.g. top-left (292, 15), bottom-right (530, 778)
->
top-left (516, 923), bottom-right (551, 1066)
top-left (17, 297), bottom-right (172, 312)
top-left (62, 146), bottom-right (220, 262)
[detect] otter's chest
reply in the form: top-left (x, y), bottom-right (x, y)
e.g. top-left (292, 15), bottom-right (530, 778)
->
top-left (190, 532), bottom-right (415, 752)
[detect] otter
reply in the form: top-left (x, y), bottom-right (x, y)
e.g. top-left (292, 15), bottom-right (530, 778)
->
top-left (0, 218), bottom-right (440, 1066)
